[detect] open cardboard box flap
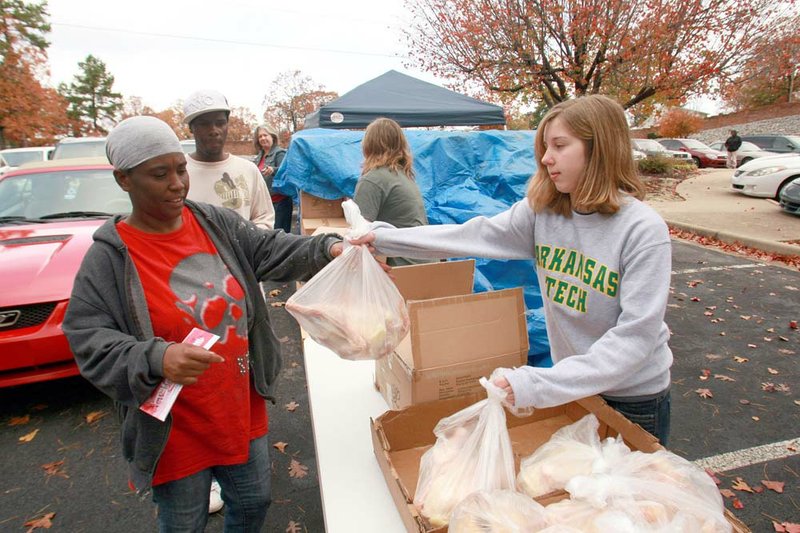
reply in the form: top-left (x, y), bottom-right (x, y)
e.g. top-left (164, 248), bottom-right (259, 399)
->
top-left (371, 394), bottom-right (750, 533)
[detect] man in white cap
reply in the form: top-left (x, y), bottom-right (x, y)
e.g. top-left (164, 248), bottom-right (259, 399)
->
top-left (183, 89), bottom-right (275, 230)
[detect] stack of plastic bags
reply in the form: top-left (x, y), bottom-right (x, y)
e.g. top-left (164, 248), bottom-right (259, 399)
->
top-left (414, 383), bottom-right (732, 532)
top-left (286, 200), bottom-right (409, 360)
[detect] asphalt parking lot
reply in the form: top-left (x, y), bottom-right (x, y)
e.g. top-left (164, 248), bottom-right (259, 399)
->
top-left (1, 240), bottom-right (798, 532)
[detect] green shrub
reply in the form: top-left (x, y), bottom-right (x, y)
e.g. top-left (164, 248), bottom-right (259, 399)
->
top-left (637, 156), bottom-right (696, 178)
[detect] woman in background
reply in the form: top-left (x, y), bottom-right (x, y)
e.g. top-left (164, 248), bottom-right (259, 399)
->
top-left (254, 124), bottom-right (292, 233)
top-left (354, 117), bottom-right (432, 266)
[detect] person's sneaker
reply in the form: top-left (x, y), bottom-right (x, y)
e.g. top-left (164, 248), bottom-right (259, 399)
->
top-left (209, 480), bottom-right (224, 514)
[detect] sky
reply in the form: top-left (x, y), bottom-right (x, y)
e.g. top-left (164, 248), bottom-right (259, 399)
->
top-left (45, 0), bottom-right (441, 117)
top-left (43, 0), bottom-right (720, 119)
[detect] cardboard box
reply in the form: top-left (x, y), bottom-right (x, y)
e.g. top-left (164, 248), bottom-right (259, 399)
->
top-left (375, 260), bottom-right (529, 409)
top-left (299, 191), bottom-right (346, 235)
top-left (370, 394), bottom-right (750, 533)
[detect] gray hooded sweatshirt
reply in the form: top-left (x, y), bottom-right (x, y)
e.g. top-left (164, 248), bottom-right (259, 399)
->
top-left (63, 200), bottom-right (340, 494)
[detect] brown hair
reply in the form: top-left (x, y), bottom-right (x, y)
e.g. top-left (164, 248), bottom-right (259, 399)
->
top-left (361, 117), bottom-right (415, 179)
top-left (253, 124), bottom-right (279, 153)
top-left (527, 95), bottom-right (644, 216)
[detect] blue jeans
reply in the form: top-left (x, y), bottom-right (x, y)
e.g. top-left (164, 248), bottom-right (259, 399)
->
top-left (152, 434), bottom-right (271, 533)
top-left (602, 389), bottom-right (671, 446)
top-left (273, 197), bottom-right (293, 234)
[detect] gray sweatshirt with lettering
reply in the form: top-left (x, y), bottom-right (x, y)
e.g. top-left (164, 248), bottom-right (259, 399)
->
top-left (370, 197), bottom-right (673, 408)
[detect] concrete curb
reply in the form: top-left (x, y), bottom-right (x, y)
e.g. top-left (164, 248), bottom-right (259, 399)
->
top-left (665, 219), bottom-right (800, 258)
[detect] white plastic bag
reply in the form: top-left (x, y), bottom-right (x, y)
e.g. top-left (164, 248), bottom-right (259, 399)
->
top-left (489, 367), bottom-right (536, 418)
top-left (285, 200), bottom-right (409, 360)
top-left (516, 414), bottom-right (631, 498)
top-left (448, 489), bottom-right (549, 533)
top-left (413, 378), bottom-right (516, 527)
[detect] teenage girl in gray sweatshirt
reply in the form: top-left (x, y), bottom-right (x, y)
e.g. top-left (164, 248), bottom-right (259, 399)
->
top-left (352, 95), bottom-right (673, 444)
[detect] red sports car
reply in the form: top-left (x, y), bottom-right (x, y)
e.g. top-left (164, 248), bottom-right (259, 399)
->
top-left (0, 157), bottom-right (130, 387)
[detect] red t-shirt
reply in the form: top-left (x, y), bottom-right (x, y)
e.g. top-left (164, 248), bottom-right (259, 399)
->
top-left (117, 207), bottom-right (267, 486)
top-left (257, 152), bottom-right (288, 203)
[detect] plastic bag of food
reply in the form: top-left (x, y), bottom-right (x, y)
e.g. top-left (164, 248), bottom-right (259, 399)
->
top-left (517, 414), bottom-right (631, 498)
top-left (448, 489), bottom-right (549, 533)
top-left (286, 200), bottom-right (409, 360)
top-left (413, 378), bottom-right (516, 527)
top-left (489, 367), bottom-right (536, 418)
top-left (563, 449), bottom-right (731, 532)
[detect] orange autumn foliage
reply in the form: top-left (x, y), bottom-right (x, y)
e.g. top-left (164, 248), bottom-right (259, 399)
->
top-left (405, 0), bottom-right (783, 110)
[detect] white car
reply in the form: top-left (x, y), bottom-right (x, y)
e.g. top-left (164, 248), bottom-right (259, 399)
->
top-left (0, 146), bottom-right (54, 174)
top-left (708, 140), bottom-right (778, 167)
top-left (730, 153), bottom-right (800, 199)
top-left (631, 139), bottom-right (693, 162)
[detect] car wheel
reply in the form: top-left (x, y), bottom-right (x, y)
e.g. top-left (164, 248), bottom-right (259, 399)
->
top-left (692, 157), bottom-right (701, 168)
top-left (775, 177), bottom-right (799, 201)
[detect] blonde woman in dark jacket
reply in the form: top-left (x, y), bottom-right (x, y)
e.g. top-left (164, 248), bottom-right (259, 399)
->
top-left (254, 124), bottom-right (292, 233)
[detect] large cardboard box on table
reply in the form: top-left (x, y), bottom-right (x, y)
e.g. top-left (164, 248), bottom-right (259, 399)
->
top-left (370, 394), bottom-right (750, 533)
top-left (299, 191), bottom-right (346, 236)
top-left (375, 260), bottom-right (529, 409)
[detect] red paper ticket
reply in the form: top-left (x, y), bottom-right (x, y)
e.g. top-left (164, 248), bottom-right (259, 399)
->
top-left (139, 327), bottom-right (219, 421)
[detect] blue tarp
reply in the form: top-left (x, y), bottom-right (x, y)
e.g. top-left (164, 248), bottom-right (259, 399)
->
top-left (274, 128), bottom-right (551, 366)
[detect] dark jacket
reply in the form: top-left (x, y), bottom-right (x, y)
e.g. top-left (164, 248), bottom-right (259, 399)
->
top-left (256, 146), bottom-right (287, 195)
top-left (63, 200), bottom-right (340, 494)
top-left (724, 134), bottom-right (742, 152)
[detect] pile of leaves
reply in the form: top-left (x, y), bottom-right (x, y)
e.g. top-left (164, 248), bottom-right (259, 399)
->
top-left (669, 228), bottom-right (800, 270)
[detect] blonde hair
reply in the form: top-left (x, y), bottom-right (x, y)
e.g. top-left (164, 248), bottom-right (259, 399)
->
top-left (361, 118), bottom-right (415, 179)
top-left (527, 95), bottom-right (644, 216)
top-left (253, 124), bottom-right (278, 153)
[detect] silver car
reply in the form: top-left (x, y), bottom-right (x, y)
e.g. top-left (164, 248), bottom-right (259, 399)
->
top-left (631, 139), bottom-right (693, 162)
top-left (708, 140), bottom-right (778, 167)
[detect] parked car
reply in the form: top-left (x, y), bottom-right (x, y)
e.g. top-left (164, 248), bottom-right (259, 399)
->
top-left (51, 137), bottom-right (107, 160)
top-left (0, 147), bottom-right (54, 175)
top-left (632, 148), bottom-right (646, 161)
top-left (180, 139), bottom-right (196, 154)
top-left (0, 157), bottom-right (130, 387)
top-left (740, 135), bottom-right (800, 155)
top-left (631, 139), bottom-right (693, 162)
top-left (730, 154), bottom-right (800, 199)
top-left (657, 138), bottom-right (727, 168)
top-left (778, 177), bottom-right (800, 215)
top-left (707, 140), bottom-right (778, 167)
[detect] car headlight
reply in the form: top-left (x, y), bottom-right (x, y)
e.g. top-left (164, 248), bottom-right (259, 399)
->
top-left (747, 166), bottom-right (786, 176)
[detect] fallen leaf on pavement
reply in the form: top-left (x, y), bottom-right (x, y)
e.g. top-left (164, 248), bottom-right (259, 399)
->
top-left (732, 478), bottom-right (753, 492)
top-left (773, 522), bottom-right (800, 533)
top-left (85, 410), bottom-right (108, 424)
top-left (268, 289), bottom-right (281, 298)
top-left (714, 374), bottom-right (735, 382)
top-left (775, 383), bottom-right (791, 393)
top-left (271, 302), bottom-right (285, 308)
top-left (273, 441), bottom-right (288, 453)
top-left (695, 388), bottom-right (713, 399)
top-left (734, 356), bottom-right (748, 363)
top-left (288, 459), bottom-right (308, 479)
top-left (790, 320), bottom-right (798, 329)
top-left (42, 460), bottom-right (68, 478)
top-left (719, 331), bottom-right (726, 336)
top-left (740, 315), bottom-right (751, 320)
top-left (277, 336), bottom-right (289, 343)
top-left (752, 416), bottom-right (760, 421)
top-left (24, 512), bottom-right (55, 531)
top-left (19, 429), bottom-right (39, 443)
top-left (762, 480), bottom-right (784, 493)
top-left (739, 399), bottom-right (751, 405)
top-left (732, 498), bottom-right (744, 509)
top-left (778, 349), bottom-right (795, 355)
top-left (779, 336), bottom-right (790, 342)
top-left (699, 368), bottom-right (711, 380)
top-left (705, 354), bottom-right (724, 361)
top-left (286, 520), bottom-right (303, 533)
top-left (747, 343), bottom-right (758, 348)
top-left (719, 489), bottom-right (735, 498)
top-left (690, 296), bottom-right (700, 302)
top-left (768, 368), bottom-right (779, 375)
top-left (9, 415), bottom-right (30, 426)
top-left (794, 400), bottom-right (800, 407)
top-left (285, 401), bottom-right (299, 412)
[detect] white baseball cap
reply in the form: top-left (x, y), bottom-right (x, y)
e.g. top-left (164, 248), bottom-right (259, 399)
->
top-left (183, 90), bottom-right (231, 125)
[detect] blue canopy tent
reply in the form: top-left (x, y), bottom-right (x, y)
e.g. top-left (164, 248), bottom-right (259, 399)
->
top-left (273, 128), bottom-right (551, 366)
top-left (303, 70), bottom-right (506, 129)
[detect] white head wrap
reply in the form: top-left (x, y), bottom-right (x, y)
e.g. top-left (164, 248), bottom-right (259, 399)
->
top-left (106, 116), bottom-right (183, 171)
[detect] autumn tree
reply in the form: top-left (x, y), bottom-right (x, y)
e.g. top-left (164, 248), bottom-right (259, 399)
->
top-left (60, 54), bottom-right (122, 135)
top-left (0, 50), bottom-right (69, 146)
top-left (263, 70), bottom-right (338, 135)
top-left (657, 108), bottom-right (702, 138)
top-left (720, 13), bottom-right (800, 110)
top-left (405, 0), bottom-right (784, 111)
top-left (226, 106), bottom-right (258, 143)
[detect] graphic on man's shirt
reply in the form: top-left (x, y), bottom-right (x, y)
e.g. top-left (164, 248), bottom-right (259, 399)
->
top-left (213, 171), bottom-right (250, 210)
top-left (169, 252), bottom-right (247, 345)
top-left (535, 244), bottom-right (619, 313)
